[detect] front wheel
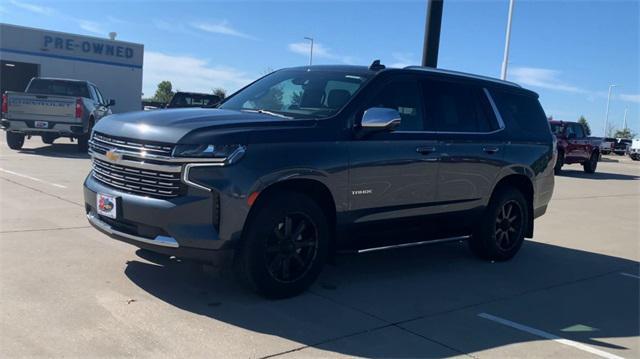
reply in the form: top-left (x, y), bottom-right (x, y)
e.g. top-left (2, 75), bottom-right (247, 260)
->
top-left (236, 191), bottom-right (329, 299)
top-left (469, 188), bottom-right (529, 261)
top-left (583, 152), bottom-right (598, 173)
top-left (6, 131), bottom-right (25, 150)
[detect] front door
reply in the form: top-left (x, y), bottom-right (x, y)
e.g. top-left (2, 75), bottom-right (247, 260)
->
top-left (348, 76), bottom-right (440, 226)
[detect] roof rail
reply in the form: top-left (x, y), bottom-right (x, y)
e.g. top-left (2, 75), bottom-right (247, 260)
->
top-left (403, 66), bottom-right (521, 88)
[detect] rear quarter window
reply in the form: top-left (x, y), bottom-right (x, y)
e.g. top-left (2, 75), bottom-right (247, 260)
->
top-left (490, 88), bottom-right (551, 140)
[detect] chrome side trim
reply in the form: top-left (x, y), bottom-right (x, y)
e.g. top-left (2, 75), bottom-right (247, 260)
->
top-left (356, 235), bottom-right (471, 254)
top-left (181, 163), bottom-right (225, 192)
top-left (89, 151), bottom-right (182, 173)
top-left (483, 88), bottom-right (506, 130)
top-left (87, 212), bottom-right (179, 248)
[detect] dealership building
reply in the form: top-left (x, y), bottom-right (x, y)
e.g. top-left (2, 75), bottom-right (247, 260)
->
top-left (0, 23), bottom-right (143, 113)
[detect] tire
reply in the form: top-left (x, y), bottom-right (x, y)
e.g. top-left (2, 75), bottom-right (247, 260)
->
top-left (583, 152), bottom-right (598, 173)
top-left (631, 154), bottom-right (640, 161)
top-left (77, 118), bottom-right (94, 152)
top-left (41, 133), bottom-right (57, 144)
top-left (6, 131), bottom-right (24, 150)
top-left (236, 191), bottom-right (329, 299)
top-left (553, 150), bottom-right (564, 175)
top-left (469, 187), bottom-right (529, 261)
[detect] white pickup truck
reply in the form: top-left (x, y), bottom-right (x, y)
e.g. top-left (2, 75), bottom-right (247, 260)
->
top-left (1, 78), bottom-right (114, 151)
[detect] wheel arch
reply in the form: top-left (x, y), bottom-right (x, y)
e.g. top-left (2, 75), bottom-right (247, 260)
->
top-left (490, 173), bottom-right (535, 238)
top-left (243, 177), bottom-right (338, 252)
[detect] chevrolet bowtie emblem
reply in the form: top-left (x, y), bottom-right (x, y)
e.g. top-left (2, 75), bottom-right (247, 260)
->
top-left (105, 149), bottom-right (122, 162)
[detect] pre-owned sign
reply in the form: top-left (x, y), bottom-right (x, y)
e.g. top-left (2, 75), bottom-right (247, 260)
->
top-left (43, 35), bottom-right (135, 59)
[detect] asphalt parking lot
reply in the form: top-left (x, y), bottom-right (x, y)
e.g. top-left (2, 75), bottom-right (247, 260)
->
top-left (1, 137), bottom-right (638, 358)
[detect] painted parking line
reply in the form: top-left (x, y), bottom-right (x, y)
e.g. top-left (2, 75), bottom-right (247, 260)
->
top-left (620, 272), bottom-right (640, 279)
top-left (0, 168), bottom-right (67, 189)
top-left (478, 313), bottom-right (624, 359)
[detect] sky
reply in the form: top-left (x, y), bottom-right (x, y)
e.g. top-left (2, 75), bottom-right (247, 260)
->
top-left (1, 0), bottom-right (638, 136)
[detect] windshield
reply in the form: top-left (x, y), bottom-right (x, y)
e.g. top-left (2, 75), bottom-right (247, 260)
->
top-left (219, 69), bottom-right (372, 119)
top-left (549, 123), bottom-right (564, 135)
top-left (26, 79), bottom-right (90, 98)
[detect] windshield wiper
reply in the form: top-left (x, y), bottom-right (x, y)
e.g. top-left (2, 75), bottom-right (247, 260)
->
top-left (241, 109), bottom-right (293, 119)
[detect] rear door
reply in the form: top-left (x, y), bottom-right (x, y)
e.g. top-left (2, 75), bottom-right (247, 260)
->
top-left (348, 75), bottom-right (440, 223)
top-left (422, 78), bottom-right (505, 214)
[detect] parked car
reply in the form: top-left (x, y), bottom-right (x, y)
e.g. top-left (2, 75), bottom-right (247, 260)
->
top-left (629, 139), bottom-right (640, 161)
top-left (549, 120), bottom-right (600, 174)
top-left (166, 92), bottom-right (221, 108)
top-left (1, 78), bottom-right (114, 151)
top-left (84, 63), bottom-right (555, 298)
top-left (613, 138), bottom-right (632, 155)
top-left (600, 137), bottom-right (616, 155)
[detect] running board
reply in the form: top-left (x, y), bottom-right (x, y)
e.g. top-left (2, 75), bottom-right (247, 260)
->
top-left (341, 235), bottom-right (471, 254)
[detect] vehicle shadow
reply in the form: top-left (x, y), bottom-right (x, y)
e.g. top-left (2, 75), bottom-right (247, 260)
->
top-left (124, 241), bottom-right (639, 357)
top-left (18, 143), bottom-right (89, 159)
top-left (558, 169), bottom-right (639, 180)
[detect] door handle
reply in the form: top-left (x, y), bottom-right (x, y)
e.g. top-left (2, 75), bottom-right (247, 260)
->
top-left (416, 146), bottom-right (437, 154)
top-left (483, 146), bottom-right (500, 154)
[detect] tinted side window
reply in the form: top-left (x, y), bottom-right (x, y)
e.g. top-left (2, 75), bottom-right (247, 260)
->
top-left (490, 88), bottom-right (550, 138)
top-left (573, 124), bottom-right (585, 138)
top-left (94, 87), bottom-right (105, 104)
top-left (423, 80), bottom-right (495, 133)
top-left (367, 79), bottom-right (425, 131)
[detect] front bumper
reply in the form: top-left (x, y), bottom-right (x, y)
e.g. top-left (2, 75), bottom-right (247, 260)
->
top-left (84, 175), bottom-right (235, 265)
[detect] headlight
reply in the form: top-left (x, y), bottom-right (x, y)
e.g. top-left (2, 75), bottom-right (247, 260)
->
top-left (173, 144), bottom-right (245, 160)
top-left (173, 144), bottom-right (241, 158)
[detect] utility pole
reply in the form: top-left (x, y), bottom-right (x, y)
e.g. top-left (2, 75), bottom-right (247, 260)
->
top-left (500, 0), bottom-right (515, 80)
top-left (422, 0), bottom-right (444, 67)
top-left (604, 84), bottom-right (617, 136)
top-left (304, 37), bottom-right (314, 66)
top-left (623, 107), bottom-right (628, 130)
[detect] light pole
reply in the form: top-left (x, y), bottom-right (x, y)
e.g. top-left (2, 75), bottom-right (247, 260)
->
top-left (422, 0), bottom-right (444, 68)
top-left (304, 37), bottom-right (314, 66)
top-left (604, 84), bottom-right (617, 137)
top-left (623, 107), bottom-right (628, 131)
top-left (500, 0), bottom-right (515, 80)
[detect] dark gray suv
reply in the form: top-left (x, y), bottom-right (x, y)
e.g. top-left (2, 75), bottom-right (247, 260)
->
top-left (84, 62), bottom-right (555, 298)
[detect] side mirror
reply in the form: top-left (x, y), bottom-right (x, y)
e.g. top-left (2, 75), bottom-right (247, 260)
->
top-left (107, 99), bottom-right (116, 107)
top-left (361, 107), bottom-right (401, 131)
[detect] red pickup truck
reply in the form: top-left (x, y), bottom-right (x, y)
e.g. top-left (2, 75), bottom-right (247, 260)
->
top-left (549, 120), bottom-right (599, 174)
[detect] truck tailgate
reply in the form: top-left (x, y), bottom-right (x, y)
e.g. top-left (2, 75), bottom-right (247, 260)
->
top-left (6, 93), bottom-right (76, 120)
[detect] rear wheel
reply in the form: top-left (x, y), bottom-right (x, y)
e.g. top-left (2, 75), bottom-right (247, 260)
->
top-left (469, 188), bottom-right (528, 261)
top-left (77, 118), bottom-right (94, 152)
top-left (582, 152), bottom-right (598, 173)
top-left (41, 133), bottom-right (57, 144)
top-left (6, 132), bottom-right (24, 150)
top-left (236, 191), bottom-right (329, 299)
top-left (554, 150), bottom-right (564, 175)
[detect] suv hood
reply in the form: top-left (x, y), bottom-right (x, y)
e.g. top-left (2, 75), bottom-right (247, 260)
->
top-left (93, 108), bottom-right (312, 144)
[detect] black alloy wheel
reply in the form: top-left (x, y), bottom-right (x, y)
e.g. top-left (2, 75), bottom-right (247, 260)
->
top-left (494, 200), bottom-right (524, 251)
top-left (265, 213), bottom-right (319, 283)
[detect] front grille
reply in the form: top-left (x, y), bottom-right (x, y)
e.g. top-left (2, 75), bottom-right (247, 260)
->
top-left (92, 158), bottom-right (185, 198)
top-left (91, 132), bottom-right (174, 157)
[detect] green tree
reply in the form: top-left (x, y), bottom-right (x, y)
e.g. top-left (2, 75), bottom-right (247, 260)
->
top-left (153, 81), bottom-right (175, 104)
top-left (577, 115), bottom-right (591, 136)
top-left (614, 128), bottom-right (636, 139)
top-left (212, 88), bottom-right (227, 100)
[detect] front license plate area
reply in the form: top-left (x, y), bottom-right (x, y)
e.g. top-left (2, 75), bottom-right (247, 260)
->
top-left (97, 193), bottom-right (117, 219)
top-left (34, 121), bottom-right (49, 128)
